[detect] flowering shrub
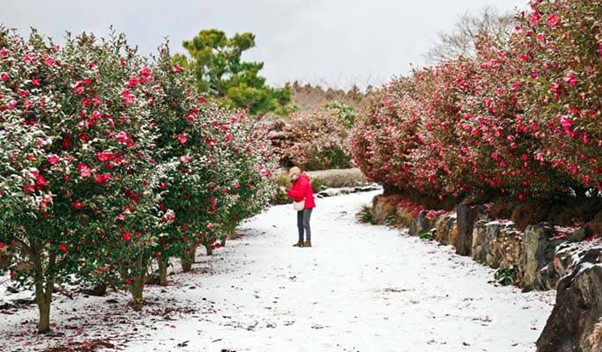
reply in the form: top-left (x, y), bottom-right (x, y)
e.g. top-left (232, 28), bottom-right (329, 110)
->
top-left (148, 45), bottom-right (275, 283)
top-left (257, 108), bottom-right (352, 171)
top-left (0, 29), bottom-right (161, 331)
top-left (352, 0), bottom-right (601, 217)
top-left (0, 28), bottom-right (276, 332)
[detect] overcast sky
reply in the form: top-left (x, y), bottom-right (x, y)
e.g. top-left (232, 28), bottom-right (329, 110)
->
top-left (2, 0), bottom-right (526, 89)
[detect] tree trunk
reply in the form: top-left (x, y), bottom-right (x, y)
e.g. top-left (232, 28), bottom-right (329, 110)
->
top-left (180, 246), bottom-right (196, 272)
top-left (204, 243), bottom-right (213, 256)
top-left (158, 257), bottom-right (168, 286)
top-left (33, 249), bottom-right (55, 333)
top-left (129, 256), bottom-right (147, 311)
top-left (35, 283), bottom-right (52, 333)
top-left (220, 237), bottom-right (227, 247)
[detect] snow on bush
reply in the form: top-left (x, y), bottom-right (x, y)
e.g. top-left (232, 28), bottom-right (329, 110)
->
top-left (0, 28), bottom-right (276, 332)
top-left (352, 0), bottom-right (602, 205)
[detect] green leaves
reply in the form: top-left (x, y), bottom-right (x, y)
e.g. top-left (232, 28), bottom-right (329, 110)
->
top-left (180, 29), bottom-right (292, 116)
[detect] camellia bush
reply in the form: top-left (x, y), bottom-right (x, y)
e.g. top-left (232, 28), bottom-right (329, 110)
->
top-left (0, 29), bottom-right (162, 331)
top-left (352, 0), bottom-right (601, 223)
top-left (0, 28), bottom-right (276, 332)
top-left (147, 45), bottom-right (275, 285)
top-left (256, 107), bottom-right (352, 171)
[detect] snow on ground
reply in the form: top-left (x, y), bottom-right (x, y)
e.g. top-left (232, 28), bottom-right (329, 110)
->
top-left (0, 190), bottom-right (555, 352)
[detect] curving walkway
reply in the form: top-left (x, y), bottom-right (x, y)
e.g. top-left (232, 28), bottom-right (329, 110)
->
top-left (0, 190), bottom-right (554, 352)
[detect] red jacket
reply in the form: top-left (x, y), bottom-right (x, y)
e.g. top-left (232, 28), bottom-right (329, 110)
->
top-left (287, 173), bottom-right (316, 209)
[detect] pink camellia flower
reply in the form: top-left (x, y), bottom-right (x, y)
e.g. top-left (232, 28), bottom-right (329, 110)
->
top-left (173, 65), bottom-right (183, 73)
top-left (529, 12), bottom-right (541, 25)
top-left (117, 131), bottom-right (129, 144)
top-left (0, 47), bottom-right (7, 57)
top-left (77, 163), bottom-right (92, 178)
top-left (140, 66), bottom-right (151, 77)
top-left (177, 134), bottom-right (188, 144)
top-left (546, 14), bottom-right (560, 27)
top-left (536, 33), bottom-right (546, 43)
top-left (59, 243), bottom-right (68, 254)
top-left (560, 116), bottom-right (573, 134)
top-left (91, 110), bottom-right (101, 119)
top-left (47, 154), bottom-right (60, 165)
top-left (563, 72), bottom-right (577, 87)
top-left (0, 242), bottom-right (6, 250)
top-left (122, 232), bottom-right (132, 241)
top-left (1, 73), bottom-right (9, 82)
top-left (186, 115), bottom-right (195, 123)
top-left (225, 133), bottom-right (233, 142)
top-left (44, 56), bottom-right (55, 67)
top-left (179, 155), bottom-right (189, 164)
top-left (117, 213), bottom-right (125, 221)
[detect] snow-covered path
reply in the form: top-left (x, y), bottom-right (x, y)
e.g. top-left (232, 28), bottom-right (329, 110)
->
top-left (0, 190), bottom-right (555, 352)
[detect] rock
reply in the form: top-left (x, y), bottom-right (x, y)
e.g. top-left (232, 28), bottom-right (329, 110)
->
top-left (455, 203), bottom-right (488, 256)
top-left (565, 226), bottom-right (593, 243)
top-left (448, 222), bottom-right (459, 247)
top-left (371, 194), bottom-right (403, 225)
top-left (554, 240), bottom-right (602, 280)
top-left (409, 211), bottom-right (435, 237)
top-left (536, 246), bottom-right (602, 352)
top-left (471, 220), bottom-right (497, 266)
top-left (495, 224), bottom-right (523, 270)
top-left (519, 224), bottom-right (565, 291)
top-left (435, 214), bottom-right (456, 245)
top-left (471, 220), bottom-right (518, 268)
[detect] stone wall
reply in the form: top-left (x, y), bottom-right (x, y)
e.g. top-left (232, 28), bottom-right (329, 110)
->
top-left (369, 194), bottom-right (602, 352)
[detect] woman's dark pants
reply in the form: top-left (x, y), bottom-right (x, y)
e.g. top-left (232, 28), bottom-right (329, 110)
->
top-left (297, 208), bottom-right (313, 242)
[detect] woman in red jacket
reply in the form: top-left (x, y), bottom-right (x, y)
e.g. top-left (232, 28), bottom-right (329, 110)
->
top-left (286, 167), bottom-right (316, 247)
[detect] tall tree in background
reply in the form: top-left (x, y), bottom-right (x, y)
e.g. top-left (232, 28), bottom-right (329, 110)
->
top-left (426, 7), bottom-right (515, 63)
top-left (178, 29), bottom-right (291, 116)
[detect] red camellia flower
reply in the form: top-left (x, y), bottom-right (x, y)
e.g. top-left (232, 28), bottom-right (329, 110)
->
top-left (1, 73), bottom-right (9, 82)
top-left (0, 47), bottom-right (7, 57)
top-left (93, 173), bottom-right (111, 184)
top-left (59, 243), bottom-right (68, 253)
top-left (72, 201), bottom-right (84, 210)
top-left (96, 152), bottom-right (114, 162)
top-left (35, 175), bottom-right (48, 187)
top-left (546, 14), bottom-right (560, 27)
top-left (0, 242), bottom-right (6, 251)
top-left (122, 232), bottom-right (132, 241)
top-left (198, 96), bottom-right (205, 104)
top-left (46, 154), bottom-right (60, 165)
top-left (121, 89), bottom-right (135, 104)
top-left (598, 43), bottom-right (602, 57)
